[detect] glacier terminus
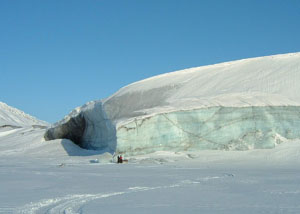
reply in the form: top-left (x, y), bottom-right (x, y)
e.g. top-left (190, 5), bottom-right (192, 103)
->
top-left (45, 52), bottom-right (300, 155)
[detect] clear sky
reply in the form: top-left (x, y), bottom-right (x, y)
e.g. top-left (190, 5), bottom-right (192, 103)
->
top-left (1, 0), bottom-right (300, 123)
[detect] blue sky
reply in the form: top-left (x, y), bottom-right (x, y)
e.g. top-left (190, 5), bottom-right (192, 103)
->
top-left (1, 0), bottom-right (300, 123)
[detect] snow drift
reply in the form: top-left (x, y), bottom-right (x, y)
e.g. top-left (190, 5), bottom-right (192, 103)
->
top-left (45, 52), bottom-right (300, 154)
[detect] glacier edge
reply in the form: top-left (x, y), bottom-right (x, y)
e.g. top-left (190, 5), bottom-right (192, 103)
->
top-left (45, 106), bottom-right (300, 155)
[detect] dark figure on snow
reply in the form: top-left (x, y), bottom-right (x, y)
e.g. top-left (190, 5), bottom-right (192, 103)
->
top-left (117, 155), bottom-right (123, 163)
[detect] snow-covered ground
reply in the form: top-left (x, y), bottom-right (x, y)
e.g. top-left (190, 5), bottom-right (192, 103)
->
top-left (1, 126), bottom-right (300, 214)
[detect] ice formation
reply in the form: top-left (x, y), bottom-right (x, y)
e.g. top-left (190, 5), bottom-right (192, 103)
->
top-left (45, 52), bottom-right (300, 154)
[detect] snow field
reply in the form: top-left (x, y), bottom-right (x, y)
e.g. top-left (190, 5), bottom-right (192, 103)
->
top-left (1, 119), bottom-right (300, 213)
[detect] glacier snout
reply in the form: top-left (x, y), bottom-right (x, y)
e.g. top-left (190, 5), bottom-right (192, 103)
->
top-left (45, 106), bottom-right (300, 155)
top-left (116, 106), bottom-right (300, 154)
top-left (44, 53), bottom-right (300, 154)
top-left (44, 113), bottom-right (86, 147)
top-left (45, 101), bottom-right (117, 152)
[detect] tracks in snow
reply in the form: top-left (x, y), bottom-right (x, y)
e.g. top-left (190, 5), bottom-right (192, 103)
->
top-left (0, 207), bottom-right (14, 214)
top-left (16, 174), bottom-right (234, 214)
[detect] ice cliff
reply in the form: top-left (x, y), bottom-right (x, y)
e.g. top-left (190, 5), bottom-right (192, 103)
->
top-left (45, 52), bottom-right (300, 154)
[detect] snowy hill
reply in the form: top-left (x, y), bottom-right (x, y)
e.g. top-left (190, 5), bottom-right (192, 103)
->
top-left (0, 102), bottom-right (48, 128)
top-left (45, 52), bottom-right (300, 154)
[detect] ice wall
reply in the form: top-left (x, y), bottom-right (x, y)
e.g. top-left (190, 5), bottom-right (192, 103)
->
top-left (45, 106), bottom-right (300, 155)
top-left (44, 53), bottom-right (300, 154)
top-left (45, 101), bottom-right (117, 152)
top-left (116, 106), bottom-right (300, 155)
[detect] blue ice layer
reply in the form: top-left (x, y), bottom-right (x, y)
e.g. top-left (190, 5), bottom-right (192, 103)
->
top-left (116, 106), bottom-right (300, 155)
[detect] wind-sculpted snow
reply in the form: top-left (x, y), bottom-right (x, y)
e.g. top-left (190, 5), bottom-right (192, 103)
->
top-left (45, 53), bottom-right (300, 154)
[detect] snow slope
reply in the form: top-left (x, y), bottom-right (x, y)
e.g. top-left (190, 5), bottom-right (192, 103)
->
top-left (0, 102), bottom-right (48, 128)
top-left (45, 52), bottom-right (300, 154)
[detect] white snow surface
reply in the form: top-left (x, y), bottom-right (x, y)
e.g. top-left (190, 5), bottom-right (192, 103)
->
top-left (1, 123), bottom-right (300, 214)
top-left (0, 102), bottom-right (48, 127)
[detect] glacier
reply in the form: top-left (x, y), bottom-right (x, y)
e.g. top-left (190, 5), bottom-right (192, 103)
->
top-left (117, 106), bottom-right (300, 154)
top-left (45, 52), bottom-right (300, 155)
